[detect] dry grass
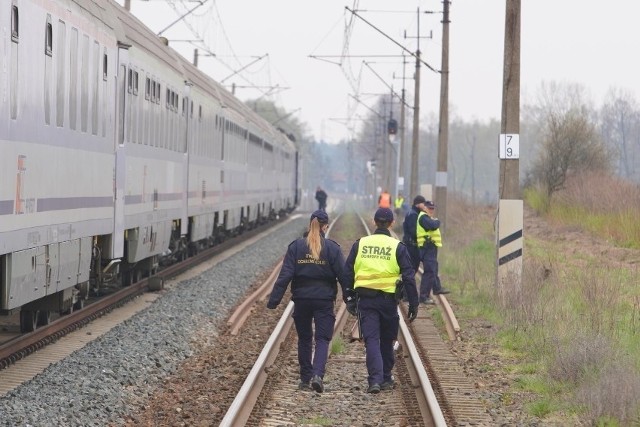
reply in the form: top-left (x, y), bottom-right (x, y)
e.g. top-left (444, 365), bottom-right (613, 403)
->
top-left (441, 189), bottom-right (640, 424)
top-left (575, 363), bottom-right (640, 425)
top-left (556, 171), bottom-right (640, 215)
top-left (550, 171), bottom-right (640, 247)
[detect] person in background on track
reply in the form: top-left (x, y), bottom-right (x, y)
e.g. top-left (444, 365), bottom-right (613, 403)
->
top-left (343, 207), bottom-right (419, 394)
top-left (403, 195), bottom-right (450, 305)
top-left (402, 196), bottom-right (423, 279)
top-left (266, 210), bottom-right (349, 393)
top-left (315, 186), bottom-right (328, 211)
top-left (378, 189), bottom-right (391, 209)
top-left (394, 192), bottom-right (405, 217)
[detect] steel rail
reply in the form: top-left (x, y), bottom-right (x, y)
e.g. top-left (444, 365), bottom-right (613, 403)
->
top-left (227, 259), bottom-right (283, 335)
top-left (219, 301), bottom-right (295, 427)
top-left (398, 312), bottom-right (448, 426)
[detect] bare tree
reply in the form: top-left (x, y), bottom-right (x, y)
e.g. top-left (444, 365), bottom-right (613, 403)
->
top-left (528, 82), bottom-right (611, 202)
top-left (599, 87), bottom-right (640, 181)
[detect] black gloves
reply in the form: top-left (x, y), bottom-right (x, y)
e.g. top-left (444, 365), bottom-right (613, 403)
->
top-left (407, 305), bottom-right (418, 322)
top-left (346, 300), bottom-right (358, 316)
top-left (344, 288), bottom-right (358, 316)
top-left (266, 301), bottom-right (278, 309)
top-left (394, 279), bottom-right (405, 302)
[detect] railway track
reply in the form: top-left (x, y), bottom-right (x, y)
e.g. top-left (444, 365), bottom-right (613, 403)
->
top-left (0, 205), bottom-right (493, 425)
top-left (217, 209), bottom-right (493, 426)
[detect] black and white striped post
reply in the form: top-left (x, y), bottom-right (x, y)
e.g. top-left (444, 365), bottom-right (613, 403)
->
top-left (497, 0), bottom-right (522, 296)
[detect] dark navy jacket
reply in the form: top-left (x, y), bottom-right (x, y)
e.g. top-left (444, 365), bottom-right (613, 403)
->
top-left (267, 233), bottom-right (349, 307)
top-left (343, 228), bottom-right (420, 308)
top-left (403, 206), bottom-right (441, 248)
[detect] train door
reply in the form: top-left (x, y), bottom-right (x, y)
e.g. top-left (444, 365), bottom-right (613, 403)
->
top-left (111, 44), bottom-right (130, 259)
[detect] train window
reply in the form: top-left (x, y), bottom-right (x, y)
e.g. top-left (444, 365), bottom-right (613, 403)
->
top-left (103, 52), bottom-right (108, 81)
top-left (69, 28), bottom-right (78, 130)
top-left (190, 100), bottom-right (193, 118)
top-left (174, 94), bottom-right (178, 111)
top-left (145, 77), bottom-right (150, 100)
top-left (182, 98), bottom-right (186, 116)
top-left (44, 16), bottom-right (53, 124)
top-left (128, 69), bottom-right (133, 94)
top-left (45, 20), bottom-right (52, 56)
top-left (199, 105), bottom-right (202, 121)
top-left (81, 34), bottom-right (89, 132)
top-left (92, 41), bottom-right (99, 135)
top-left (165, 88), bottom-right (170, 108)
top-left (133, 71), bottom-right (138, 96)
top-left (11, 5), bottom-right (18, 43)
top-left (56, 20), bottom-right (66, 127)
top-left (156, 82), bottom-right (161, 104)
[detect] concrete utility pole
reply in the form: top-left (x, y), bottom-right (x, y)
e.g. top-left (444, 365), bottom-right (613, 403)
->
top-left (496, 0), bottom-right (523, 296)
top-left (398, 57), bottom-right (407, 197)
top-left (409, 9), bottom-right (422, 199)
top-left (435, 0), bottom-right (451, 233)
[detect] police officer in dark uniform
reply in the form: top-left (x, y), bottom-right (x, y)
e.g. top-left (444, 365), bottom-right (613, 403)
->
top-left (267, 210), bottom-right (349, 393)
top-left (402, 196), bottom-right (424, 272)
top-left (343, 208), bottom-right (419, 394)
top-left (404, 195), bottom-right (450, 304)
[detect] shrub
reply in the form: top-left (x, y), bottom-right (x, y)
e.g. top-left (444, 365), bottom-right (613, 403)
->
top-left (575, 363), bottom-right (640, 425)
top-left (548, 332), bottom-right (616, 384)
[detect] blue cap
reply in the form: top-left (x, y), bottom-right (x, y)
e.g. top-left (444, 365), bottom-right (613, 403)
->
top-left (310, 210), bottom-right (329, 223)
top-left (374, 207), bottom-right (394, 222)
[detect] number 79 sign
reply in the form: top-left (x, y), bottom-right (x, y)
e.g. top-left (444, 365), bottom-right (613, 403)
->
top-left (499, 134), bottom-right (520, 159)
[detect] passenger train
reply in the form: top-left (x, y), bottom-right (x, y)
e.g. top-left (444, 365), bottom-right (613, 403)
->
top-left (0, 0), bottom-right (299, 332)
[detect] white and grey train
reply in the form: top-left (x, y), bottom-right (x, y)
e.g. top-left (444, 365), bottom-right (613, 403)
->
top-left (0, 0), bottom-right (299, 332)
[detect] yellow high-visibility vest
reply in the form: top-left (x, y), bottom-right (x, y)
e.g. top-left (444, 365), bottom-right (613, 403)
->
top-left (416, 211), bottom-right (442, 247)
top-left (354, 234), bottom-right (400, 294)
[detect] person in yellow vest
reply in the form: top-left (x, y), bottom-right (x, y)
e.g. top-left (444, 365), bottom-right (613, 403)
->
top-left (413, 196), bottom-right (450, 304)
top-left (393, 192), bottom-right (404, 217)
top-left (343, 208), bottom-right (419, 394)
top-left (378, 190), bottom-right (391, 209)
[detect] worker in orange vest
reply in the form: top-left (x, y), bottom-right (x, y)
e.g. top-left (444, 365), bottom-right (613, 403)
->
top-left (378, 190), bottom-right (391, 208)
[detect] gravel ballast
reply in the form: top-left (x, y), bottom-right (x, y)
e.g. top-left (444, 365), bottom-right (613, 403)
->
top-left (0, 217), bottom-right (308, 427)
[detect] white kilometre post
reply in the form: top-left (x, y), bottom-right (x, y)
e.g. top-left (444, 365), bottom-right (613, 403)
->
top-left (497, 0), bottom-right (523, 297)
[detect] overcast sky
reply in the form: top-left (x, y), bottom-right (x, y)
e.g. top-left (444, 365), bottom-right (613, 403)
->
top-left (117, 0), bottom-right (640, 144)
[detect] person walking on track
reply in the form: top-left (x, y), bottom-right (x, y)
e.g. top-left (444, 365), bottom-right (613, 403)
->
top-left (343, 207), bottom-right (419, 394)
top-left (315, 186), bottom-right (328, 211)
top-left (266, 210), bottom-right (349, 393)
top-left (378, 189), bottom-right (391, 209)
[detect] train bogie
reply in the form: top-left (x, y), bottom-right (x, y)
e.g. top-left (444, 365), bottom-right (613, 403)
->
top-left (1, 236), bottom-right (91, 331)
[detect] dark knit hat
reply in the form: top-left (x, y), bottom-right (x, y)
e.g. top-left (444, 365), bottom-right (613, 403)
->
top-left (310, 210), bottom-right (329, 223)
top-left (413, 195), bottom-right (426, 205)
top-left (374, 207), bottom-right (394, 222)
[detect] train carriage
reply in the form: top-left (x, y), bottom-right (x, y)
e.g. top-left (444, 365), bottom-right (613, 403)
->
top-left (0, 0), bottom-right (118, 330)
top-left (109, 8), bottom-right (191, 283)
top-left (0, 0), bottom-right (299, 332)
